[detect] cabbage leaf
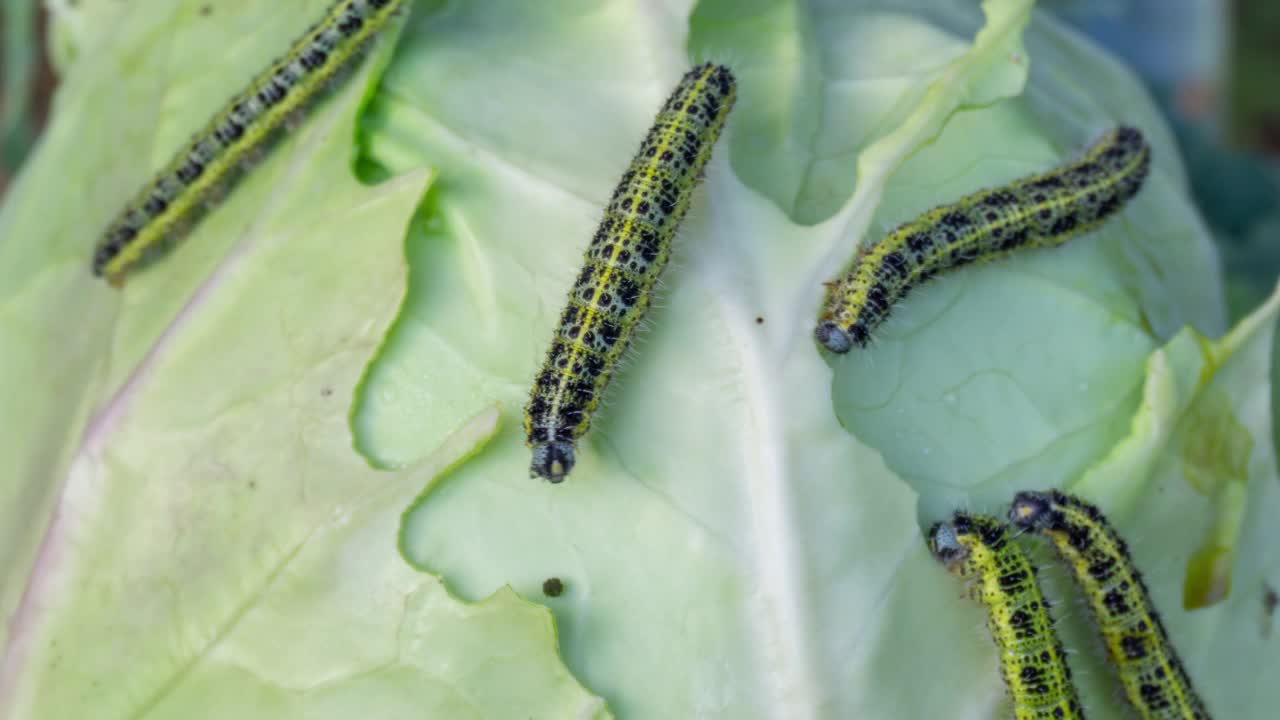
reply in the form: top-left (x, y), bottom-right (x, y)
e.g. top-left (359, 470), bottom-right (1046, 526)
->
top-left (1, 0), bottom-right (1277, 718)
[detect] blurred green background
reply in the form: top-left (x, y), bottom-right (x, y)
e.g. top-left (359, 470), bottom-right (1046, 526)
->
top-left (0, 0), bottom-right (51, 199)
top-left (1041, 0), bottom-right (1280, 322)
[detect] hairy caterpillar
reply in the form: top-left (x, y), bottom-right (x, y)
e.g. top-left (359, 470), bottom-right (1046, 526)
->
top-left (1010, 490), bottom-right (1213, 720)
top-left (928, 512), bottom-right (1087, 720)
top-left (92, 0), bottom-right (406, 286)
top-left (522, 63), bottom-right (736, 482)
top-left (815, 125), bottom-right (1151, 353)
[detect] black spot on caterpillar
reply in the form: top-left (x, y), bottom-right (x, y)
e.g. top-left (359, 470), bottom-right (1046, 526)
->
top-left (929, 512), bottom-right (1087, 720)
top-left (522, 63), bottom-right (736, 482)
top-left (1010, 490), bottom-right (1213, 720)
top-left (815, 125), bottom-right (1151, 353)
top-left (92, 0), bottom-right (406, 286)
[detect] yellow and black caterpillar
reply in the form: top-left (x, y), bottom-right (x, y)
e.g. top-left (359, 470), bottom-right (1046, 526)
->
top-left (523, 63), bottom-right (736, 482)
top-left (1010, 490), bottom-right (1213, 720)
top-left (929, 512), bottom-right (1087, 720)
top-left (816, 125), bottom-right (1151, 353)
top-left (92, 0), bottom-right (405, 285)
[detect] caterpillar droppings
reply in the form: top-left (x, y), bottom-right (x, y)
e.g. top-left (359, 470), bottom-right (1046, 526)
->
top-left (815, 125), bottom-right (1151, 353)
top-left (523, 63), bottom-right (736, 482)
top-left (928, 512), bottom-right (1087, 720)
top-left (542, 577), bottom-right (564, 598)
top-left (1010, 490), bottom-right (1213, 720)
top-left (92, 0), bottom-right (406, 286)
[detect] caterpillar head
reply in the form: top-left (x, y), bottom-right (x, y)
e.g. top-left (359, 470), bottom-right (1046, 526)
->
top-left (927, 520), bottom-right (969, 569)
top-left (530, 441), bottom-right (575, 483)
top-left (928, 512), bottom-right (1010, 580)
top-left (1008, 490), bottom-right (1059, 531)
top-left (814, 321), bottom-right (855, 354)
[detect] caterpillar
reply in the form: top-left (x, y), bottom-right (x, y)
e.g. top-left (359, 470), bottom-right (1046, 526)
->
top-left (1010, 490), bottom-right (1213, 720)
top-left (522, 63), bottom-right (736, 482)
top-left (92, 0), bottom-right (406, 286)
top-left (928, 512), bottom-right (1087, 720)
top-left (815, 125), bottom-right (1151, 353)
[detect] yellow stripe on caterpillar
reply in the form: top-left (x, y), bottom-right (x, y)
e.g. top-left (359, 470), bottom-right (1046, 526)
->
top-left (523, 63), bottom-right (736, 482)
top-left (1010, 490), bottom-right (1213, 720)
top-left (929, 512), bottom-right (1087, 720)
top-left (93, 0), bottom-right (406, 286)
top-left (816, 125), bottom-right (1151, 353)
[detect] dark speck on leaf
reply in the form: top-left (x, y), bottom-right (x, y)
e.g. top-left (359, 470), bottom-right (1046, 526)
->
top-left (542, 577), bottom-right (564, 597)
top-left (1264, 583), bottom-right (1278, 636)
